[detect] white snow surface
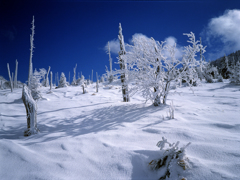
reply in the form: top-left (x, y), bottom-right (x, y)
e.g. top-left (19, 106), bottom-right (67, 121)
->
top-left (0, 80), bottom-right (240, 180)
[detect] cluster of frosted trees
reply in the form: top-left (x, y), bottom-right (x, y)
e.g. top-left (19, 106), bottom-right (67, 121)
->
top-left (228, 61), bottom-right (240, 84)
top-left (113, 24), bottom-right (206, 105)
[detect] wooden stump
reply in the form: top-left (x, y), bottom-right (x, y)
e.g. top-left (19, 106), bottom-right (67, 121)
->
top-left (22, 84), bottom-right (39, 136)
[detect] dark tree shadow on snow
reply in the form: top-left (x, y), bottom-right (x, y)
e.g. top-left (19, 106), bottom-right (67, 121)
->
top-left (24, 103), bottom-right (169, 144)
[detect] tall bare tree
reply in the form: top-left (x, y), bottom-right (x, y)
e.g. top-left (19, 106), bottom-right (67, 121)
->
top-left (14, 59), bottom-right (18, 88)
top-left (107, 42), bottom-right (114, 83)
top-left (28, 16), bottom-right (35, 87)
top-left (50, 71), bottom-right (52, 90)
top-left (44, 66), bottom-right (51, 87)
top-left (96, 72), bottom-right (99, 92)
top-left (118, 23), bottom-right (130, 102)
top-left (7, 63), bottom-right (13, 92)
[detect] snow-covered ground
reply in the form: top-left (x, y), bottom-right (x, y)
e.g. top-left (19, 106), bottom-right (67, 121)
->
top-left (0, 80), bottom-right (240, 180)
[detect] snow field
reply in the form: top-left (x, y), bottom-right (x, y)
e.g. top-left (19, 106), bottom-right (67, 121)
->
top-left (0, 81), bottom-right (240, 180)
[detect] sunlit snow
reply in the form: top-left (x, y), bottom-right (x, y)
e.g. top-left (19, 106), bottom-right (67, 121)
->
top-left (0, 80), bottom-right (239, 180)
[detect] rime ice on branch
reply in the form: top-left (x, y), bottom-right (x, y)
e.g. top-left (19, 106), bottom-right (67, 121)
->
top-left (28, 16), bottom-right (35, 87)
top-left (121, 32), bottom-right (205, 105)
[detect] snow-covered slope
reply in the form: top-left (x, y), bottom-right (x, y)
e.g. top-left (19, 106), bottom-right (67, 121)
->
top-left (0, 81), bottom-right (239, 180)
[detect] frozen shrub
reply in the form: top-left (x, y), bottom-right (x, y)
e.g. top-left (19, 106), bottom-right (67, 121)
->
top-left (30, 68), bottom-right (46, 100)
top-left (149, 137), bottom-right (191, 180)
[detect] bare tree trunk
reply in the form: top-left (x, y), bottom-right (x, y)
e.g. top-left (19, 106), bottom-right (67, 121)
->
top-left (55, 73), bottom-right (57, 87)
top-left (163, 82), bottom-right (170, 105)
top-left (118, 23), bottom-right (130, 102)
top-left (108, 42), bottom-right (113, 83)
top-left (96, 72), bottom-right (98, 93)
top-left (69, 71), bottom-right (70, 84)
top-left (14, 59), bottom-right (18, 88)
top-left (12, 72), bottom-right (14, 88)
top-left (82, 85), bottom-right (85, 94)
top-left (7, 63), bottom-right (13, 92)
top-left (45, 66), bottom-right (51, 87)
top-left (22, 84), bottom-right (39, 136)
top-left (92, 69), bottom-right (93, 84)
top-left (50, 71), bottom-right (52, 90)
top-left (57, 72), bottom-right (59, 86)
top-left (28, 16), bottom-right (35, 87)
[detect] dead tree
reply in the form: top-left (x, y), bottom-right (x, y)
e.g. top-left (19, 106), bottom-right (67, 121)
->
top-left (14, 59), bottom-right (18, 88)
top-left (50, 71), bottom-right (52, 90)
top-left (118, 23), bottom-right (130, 102)
top-left (44, 66), bottom-right (51, 87)
top-left (28, 16), bottom-right (35, 87)
top-left (7, 63), bottom-right (13, 92)
top-left (96, 72), bottom-right (99, 92)
top-left (22, 84), bottom-right (39, 136)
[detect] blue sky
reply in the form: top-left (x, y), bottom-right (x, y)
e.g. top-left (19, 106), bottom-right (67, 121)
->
top-left (1, 0), bottom-right (240, 83)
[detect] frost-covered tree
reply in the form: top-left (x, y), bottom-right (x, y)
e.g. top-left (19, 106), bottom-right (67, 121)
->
top-left (230, 61), bottom-right (240, 84)
top-left (100, 76), bottom-right (105, 83)
top-left (22, 84), bottom-right (39, 136)
top-left (218, 74), bottom-right (223, 82)
top-left (220, 54), bottom-right (230, 79)
top-left (72, 64), bottom-right (77, 85)
top-left (122, 32), bottom-right (205, 105)
top-left (30, 68), bottom-right (46, 100)
top-left (118, 23), bottom-right (130, 102)
top-left (57, 72), bottom-right (68, 88)
top-left (107, 41), bottom-right (114, 83)
top-left (200, 63), bottom-right (218, 83)
top-left (76, 74), bottom-right (85, 86)
top-left (28, 16), bottom-right (35, 87)
top-left (43, 66), bottom-right (51, 87)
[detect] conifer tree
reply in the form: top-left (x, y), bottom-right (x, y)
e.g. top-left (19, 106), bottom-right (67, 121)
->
top-left (72, 64), bottom-right (77, 85)
top-left (221, 54), bottom-right (230, 79)
top-left (58, 72), bottom-right (68, 88)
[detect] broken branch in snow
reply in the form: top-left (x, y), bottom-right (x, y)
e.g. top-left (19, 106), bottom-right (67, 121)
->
top-left (149, 137), bottom-right (191, 180)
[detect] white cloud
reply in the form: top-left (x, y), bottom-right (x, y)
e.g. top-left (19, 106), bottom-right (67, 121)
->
top-left (104, 39), bottom-right (120, 54)
top-left (164, 36), bottom-right (183, 59)
top-left (105, 34), bottom-right (184, 59)
top-left (130, 33), bottom-right (184, 59)
top-left (131, 33), bottom-right (150, 42)
top-left (203, 9), bottom-right (240, 59)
